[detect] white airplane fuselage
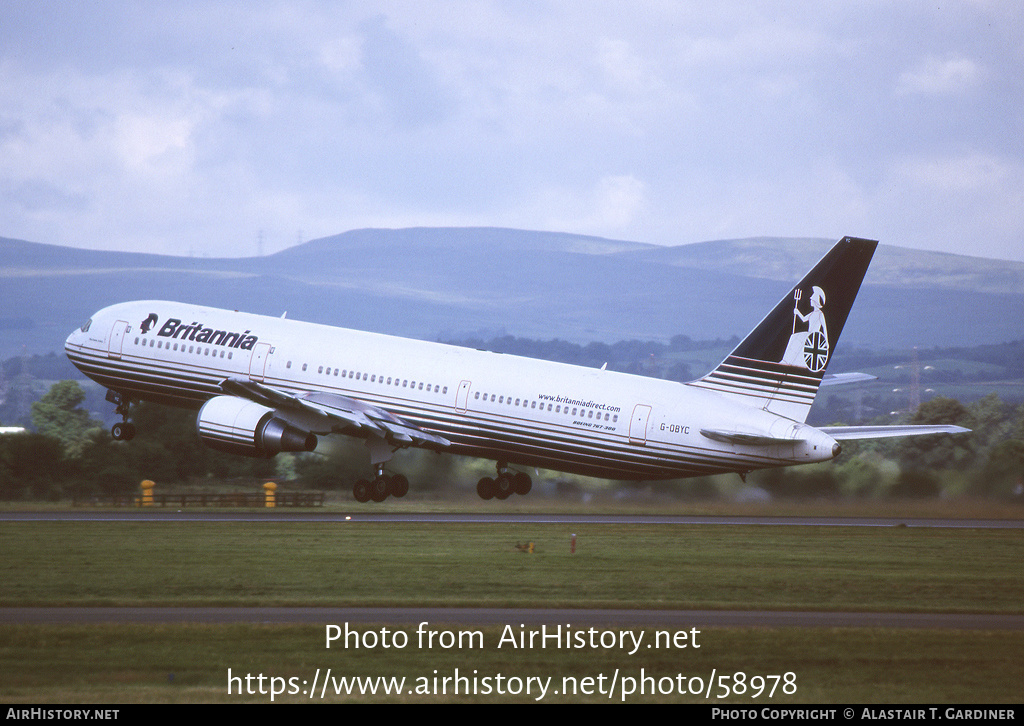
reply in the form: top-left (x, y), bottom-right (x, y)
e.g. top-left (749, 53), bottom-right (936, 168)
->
top-left (65, 300), bottom-right (839, 481)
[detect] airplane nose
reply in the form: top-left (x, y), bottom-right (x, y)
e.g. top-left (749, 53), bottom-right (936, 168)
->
top-left (65, 317), bottom-right (93, 350)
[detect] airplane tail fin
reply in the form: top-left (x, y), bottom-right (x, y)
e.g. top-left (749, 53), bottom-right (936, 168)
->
top-left (689, 236), bottom-right (878, 423)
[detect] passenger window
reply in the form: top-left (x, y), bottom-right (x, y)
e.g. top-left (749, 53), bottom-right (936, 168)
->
top-left (302, 363), bottom-right (307, 371)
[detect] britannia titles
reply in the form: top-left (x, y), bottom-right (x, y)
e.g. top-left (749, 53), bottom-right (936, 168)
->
top-left (156, 318), bottom-right (259, 350)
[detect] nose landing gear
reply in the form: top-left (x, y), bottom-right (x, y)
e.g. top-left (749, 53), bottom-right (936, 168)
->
top-left (107, 390), bottom-right (136, 441)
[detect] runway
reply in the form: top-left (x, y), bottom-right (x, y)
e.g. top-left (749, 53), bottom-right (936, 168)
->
top-left (4, 607), bottom-right (1023, 630)
top-left (3, 510), bottom-right (1023, 528)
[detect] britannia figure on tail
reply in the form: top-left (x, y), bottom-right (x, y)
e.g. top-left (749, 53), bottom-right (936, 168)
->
top-left (780, 285), bottom-right (829, 371)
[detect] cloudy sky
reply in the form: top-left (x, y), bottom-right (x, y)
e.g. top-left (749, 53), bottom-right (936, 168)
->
top-left (2, 2), bottom-right (1022, 260)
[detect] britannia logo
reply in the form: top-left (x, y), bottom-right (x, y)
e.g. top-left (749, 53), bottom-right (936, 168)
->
top-left (780, 286), bottom-right (829, 372)
top-left (140, 313), bottom-right (158, 334)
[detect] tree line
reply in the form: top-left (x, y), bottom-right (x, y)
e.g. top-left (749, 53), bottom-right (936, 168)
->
top-left (2, 380), bottom-right (1022, 501)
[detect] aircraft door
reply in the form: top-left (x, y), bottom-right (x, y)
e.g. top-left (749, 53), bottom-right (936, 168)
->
top-left (629, 404), bottom-right (652, 445)
top-left (107, 320), bottom-right (129, 359)
top-left (249, 343), bottom-right (271, 382)
top-left (456, 380), bottom-right (472, 412)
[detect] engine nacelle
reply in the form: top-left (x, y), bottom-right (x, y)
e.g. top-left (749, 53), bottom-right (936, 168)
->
top-left (197, 395), bottom-right (317, 458)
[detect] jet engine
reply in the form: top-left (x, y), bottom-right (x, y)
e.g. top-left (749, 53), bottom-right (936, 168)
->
top-left (197, 395), bottom-right (317, 457)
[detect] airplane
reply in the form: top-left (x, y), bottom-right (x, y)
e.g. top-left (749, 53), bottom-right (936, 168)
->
top-left (64, 235), bottom-right (968, 502)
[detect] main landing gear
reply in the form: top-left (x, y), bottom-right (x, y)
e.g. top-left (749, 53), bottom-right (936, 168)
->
top-left (352, 465), bottom-right (409, 503)
top-left (477, 462), bottom-right (532, 500)
top-left (349, 462), bottom-right (533, 503)
top-left (106, 390), bottom-right (136, 441)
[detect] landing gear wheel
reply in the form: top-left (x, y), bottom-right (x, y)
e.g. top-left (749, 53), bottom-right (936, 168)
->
top-left (494, 474), bottom-right (514, 500)
top-left (111, 422), bottom-right (135, 441)
top-left (513, 472), bottom-right (532, 496)
top-left (353, 479), bottom-right (371, 503)
top-left (477, 477), bottom-right (495, 500)
top-left (390, 474), bottom-right (409, 498)
top-left (370, 476), bottom-right (391, 502)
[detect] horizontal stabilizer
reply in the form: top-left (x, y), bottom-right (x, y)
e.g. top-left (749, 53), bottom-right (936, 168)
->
top-left (819, 424), bottom-right (971, 440)
top-left (700, 428), bottom-right (791, 446)
top-left (820, 372), bottom-right (877, 387)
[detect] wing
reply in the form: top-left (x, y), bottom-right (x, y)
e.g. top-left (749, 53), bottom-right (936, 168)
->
top-left (819, 424), bottom-right (970, 440)
top-left (220, 377), bottom-right (451, 449)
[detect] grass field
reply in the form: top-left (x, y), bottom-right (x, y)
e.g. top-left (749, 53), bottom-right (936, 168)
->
top-left (2, 508), bottom-right (1022, 703)
top-left (3, 521), bottom-right (1023, 611)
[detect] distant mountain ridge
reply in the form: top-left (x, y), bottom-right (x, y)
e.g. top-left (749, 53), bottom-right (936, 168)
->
top-left (646, 236), bottom-right (1024, 294)
top-left (1, 228), bottom-right (1022, 359)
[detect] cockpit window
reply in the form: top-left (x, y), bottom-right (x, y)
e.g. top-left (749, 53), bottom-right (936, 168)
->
top-left (80, 319), bottom-right (92, 332)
